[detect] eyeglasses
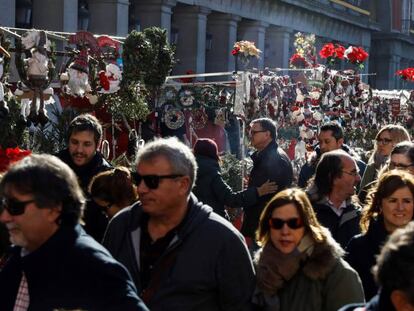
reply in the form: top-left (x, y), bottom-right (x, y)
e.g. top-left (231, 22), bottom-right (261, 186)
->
top-left (376, 138), bottom-right (393, 145)
top-left (135, 174), bottom-right (184, 189)
top-left (341, 170), bottom-right (360, 177)
top-left (0, 197), bottom-right (35, 216)
top-left (389, 162), bottom-right (414, 170)
top-left (268, 217), bottom-right (304, 230)
top-left (249, 130), bottom-right (267, 136)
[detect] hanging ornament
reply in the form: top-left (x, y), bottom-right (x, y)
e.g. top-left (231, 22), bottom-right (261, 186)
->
top-left (164, 108), bottom-right (185, 130)
top-left (98, 63), bottom-right (122, 94)
top-left (190, 108), bottom-right (207, 129)
top-left (16, 30), bottom-right (54, 126)
top-left (179, 89), bottom-right (195, 108)
top-left (61, 48), bottom-right (91, 97)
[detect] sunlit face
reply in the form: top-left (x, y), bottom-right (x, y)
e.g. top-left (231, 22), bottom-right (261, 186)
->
top-left (136, 156), bottom-right (189, 218)
top-left (376, 131), bottom-right (394, 157)
top-left (0, 186), bottom-right (60, 252)
top-left (333, 156), bottom-right (361, 199)
top-left (318, 130), bottom-right (343, 154)
top-left (68, 130), bottom-right (97, 167)
top-left (249, 122), bottom-right (272, 151)
top-left (382, 186), bottom-right (414, 233)
top-left (270, 203), bottom-right (305, 254)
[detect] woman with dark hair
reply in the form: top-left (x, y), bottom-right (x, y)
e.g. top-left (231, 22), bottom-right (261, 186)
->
top-left (253, 188), bottom-right (364, 311)
top-left (192, 138), bottom-right (277, 219)
top-left (88, 166), bottom-right (138, 219)
top-left (346, 170), bottom-right (414, 300)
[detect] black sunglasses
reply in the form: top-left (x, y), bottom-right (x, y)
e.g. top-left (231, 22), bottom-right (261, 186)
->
top-left (135, 174), bottom-right (184, 189)
top-left (0, 197), bottom-right (36, 216)
top-left (269, 217), bottom-right (304, 230)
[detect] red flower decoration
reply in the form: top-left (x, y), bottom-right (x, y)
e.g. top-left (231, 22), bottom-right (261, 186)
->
top-left (231, 46), bottom-right (240, 56)
top-left (289, 53), bottom-right (309, 68)
top-left (319, 43), bottom-right (335, 59)
top-left (0, 147), bottom-right (32, 172)
top-left (345, 46), bottom-right (369, 64)
top-left (335, 45), bottom-right (345, 59)
top-left (396, 68), bottom-right (414, 81)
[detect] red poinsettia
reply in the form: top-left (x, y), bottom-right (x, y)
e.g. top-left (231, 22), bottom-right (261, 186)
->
top-left (396, 68), bottom-right (414, 81)
top-left (0, 147), bottom-right (32, 172)
top-left (319, 43), bottom-right (346, 60)
top-left (231, 46), bottom-right (240, 56)
top-left (319, 43), bottom-right (336, 58)
top-left (344, 46), bottom-right (369, 65)
top-left (289, 53), bottom-right (310, 68)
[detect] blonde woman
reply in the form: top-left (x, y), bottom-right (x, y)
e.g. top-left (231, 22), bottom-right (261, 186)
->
top-left (253, 188), bottom-right (364, 311)
top-left (359, 125), bottom-right (410, 192)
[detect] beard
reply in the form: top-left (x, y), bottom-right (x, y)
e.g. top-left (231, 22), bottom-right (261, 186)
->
top-left (67, 69), bottom-right (90, 97)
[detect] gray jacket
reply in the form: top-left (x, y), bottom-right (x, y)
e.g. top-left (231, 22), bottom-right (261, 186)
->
top-left (102, 194), bottom-right (256, 311)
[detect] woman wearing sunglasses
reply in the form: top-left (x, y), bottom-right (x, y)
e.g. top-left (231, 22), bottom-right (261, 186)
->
top-left (88, 166), bottom-right (138, 219)
top-left (359, 125), bottom-right (410, 196)
top-left (253, 188), bottom-right (364, 311)
top-left (346, 170), bottom-right (414, 301)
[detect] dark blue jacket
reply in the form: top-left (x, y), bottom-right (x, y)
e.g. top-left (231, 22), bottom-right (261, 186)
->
top-left (0, 225), bottom-right (148, 311)
top-left (242, 140), bottom-right (293, 238)
top-left (345, 218), bottom-right (389, 300)
top-left (193, 155), bottom-right (258, 218)
top-left (311, 199), bottom-right (361, 249)
top-left (103, 194), bottom-right (255, 311)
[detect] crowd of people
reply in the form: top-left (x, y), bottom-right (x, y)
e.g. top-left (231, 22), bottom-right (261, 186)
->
top-left (0, 113), bottom-right (414, 311)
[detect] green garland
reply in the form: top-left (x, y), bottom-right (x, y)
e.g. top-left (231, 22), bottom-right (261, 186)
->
top-left (0, 94), bottom-right (28, 149)
top-left (123, 27), bottom-right (175, 108)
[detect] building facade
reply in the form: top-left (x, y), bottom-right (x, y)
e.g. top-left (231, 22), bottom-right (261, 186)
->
top-left (2, 0), bottom-right (414, 90)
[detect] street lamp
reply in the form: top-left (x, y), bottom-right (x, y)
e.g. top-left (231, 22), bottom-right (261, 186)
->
top-left (78, 0), bottom-right (90, 31)
top-left (16, 0), bottom-right (32, 29)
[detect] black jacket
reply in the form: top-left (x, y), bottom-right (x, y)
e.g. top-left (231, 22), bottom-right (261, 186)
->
top-left (193, 155), bottom-right (258, 218)
top-left (339, 289), bottom-right (396, 311)
top-left (241, 140), bottom-right (293, 238)
top-left (298, 145), bottom-right (367, 189)
top-left (56, 148), bottom-right (112, 192)
top-left (56, 148), bottom-right (112, 241)
top-left (102, 194), bottom-right (256, 311)
top-left (0, 225), bottom-right (148, 311)
top-left (311, 199), bottom-right (361, 249)
top-left (345, 218), bottom-right (389, 300)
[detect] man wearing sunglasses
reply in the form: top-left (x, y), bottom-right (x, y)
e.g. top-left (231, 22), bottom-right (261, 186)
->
top-left (103, 137), bottom-right (255, 311)
top-left (57, 113), bottom-right (112, 242)
top-left (242, 117), bottom-right (293, 249)
top-left (0, 154), bottom-right (148, 311)
top-left (306, 150), bottom-right (362, 249)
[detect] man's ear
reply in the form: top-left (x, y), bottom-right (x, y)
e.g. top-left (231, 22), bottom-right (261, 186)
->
top-left (391, 290), bottom-right (414, 311)
top-left (337, 138), bottom-right (344, 147)
top-left (47, 204), bottom-right (62, 224)
top-left (178, 176), bottom-right (191, 196)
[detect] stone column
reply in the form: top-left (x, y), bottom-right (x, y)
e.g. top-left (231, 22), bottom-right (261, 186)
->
top-left (1, 0), bottom-right (15, 27)
top-left (205, 13), bottom-right (240, 74)
top-left (32, 0), bottom-right (77, 32)
top-left (133, 0), bottom-right (176, 37)
top-left (237, 20), bottom-right (268, 69)
top-left (88, 0), bottom-right (129, 36)
top-left (172, 5), bottom-right (211, 75)
top-left (265, 26), bottom-right (292, 70)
